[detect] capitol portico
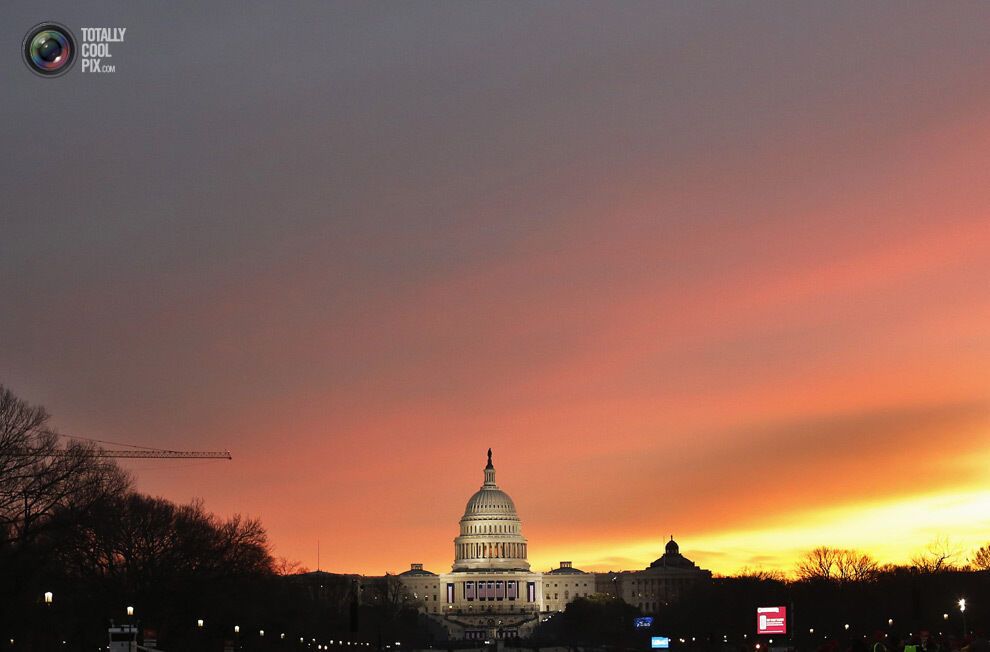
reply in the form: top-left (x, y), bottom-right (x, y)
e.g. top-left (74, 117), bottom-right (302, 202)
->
top-left (398, 450), bottom-right (711, 640)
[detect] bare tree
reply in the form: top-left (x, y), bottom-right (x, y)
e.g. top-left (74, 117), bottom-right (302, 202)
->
top-left (970, 543), bottom-right (990, 571)
top-left (0, 385), bottom-right (130, 546)
top-left (736, 566), bottom-right (787, 582)
top-left (0, 385), bottom-right (51, 531)
top-left (796, 546), bottom-right (842, 580)
top-left (795, 546), bottom-right (879, 582)
top-left (836, 550), bottom-right (880, 582)
top-left (274, 556), bottom-right (309, 575)
top-left (911, 537), bottom-right (962, 573)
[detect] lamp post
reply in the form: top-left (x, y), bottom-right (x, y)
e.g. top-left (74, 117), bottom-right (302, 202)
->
top-left (958, 599), bottom-right (967, 637)
top-left (41, 592), bottom-right (55, 652)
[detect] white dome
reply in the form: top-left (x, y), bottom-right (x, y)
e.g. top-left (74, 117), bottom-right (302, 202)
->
top-left (452, 450), bottom-right (530, 572)
top-left (464, 488), bottom-right (517, 516)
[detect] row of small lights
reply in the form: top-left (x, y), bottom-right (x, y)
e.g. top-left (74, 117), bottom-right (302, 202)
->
top-left (715, 600), bottom-right (970, 650)
top-left (43, 594), bottom-right (383, 647)
top-left (34, 592), bottom-right (972, 647)
top-left (661, 599), bottom-right (972, 648)
top-left (200, 621), bottom-right (380, 646)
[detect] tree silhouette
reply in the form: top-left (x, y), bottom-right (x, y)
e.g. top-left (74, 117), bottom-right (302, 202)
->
top-left (795, 546), bottom-right (879, 582)
top-left (970, 543), bottom-right (990, 571)
top-left (911, 537), bottom-right (962, 573)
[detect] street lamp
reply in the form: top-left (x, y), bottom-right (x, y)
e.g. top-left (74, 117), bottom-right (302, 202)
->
top-left (44, 592), bottom-right (53, 605)
top-left (126, 606), bottom-right (134, 617)
top-left (944, 614), bottom-right (949, 621)
top-left (844, 624), bottom-right (850, 631)
top-left (888, 619), bottom-right (893, 627)
top-left (959, 599), bottom-right (967, 636)
top-left (234, 625), bottom-right (240, 634)
top-left (197, 619), bottom-right (204, 628)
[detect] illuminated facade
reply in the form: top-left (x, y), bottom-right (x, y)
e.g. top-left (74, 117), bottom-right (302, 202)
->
top-left (398, 450), bottom-right (544, 639)
top-left (397, 450), bottom-right (709, 639)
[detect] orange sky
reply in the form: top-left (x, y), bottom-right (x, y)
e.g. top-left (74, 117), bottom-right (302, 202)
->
top-left (2, 4), bottom-right (989, 578)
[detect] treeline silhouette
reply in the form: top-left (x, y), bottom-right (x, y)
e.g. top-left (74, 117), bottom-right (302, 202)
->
top-left (0, 385), bottom-right (428, 650)
top-left (536, 549), bottom-right (989, 650)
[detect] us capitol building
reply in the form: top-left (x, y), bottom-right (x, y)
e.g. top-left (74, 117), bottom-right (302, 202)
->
top-left (397, 450), bottom-right (711, 640)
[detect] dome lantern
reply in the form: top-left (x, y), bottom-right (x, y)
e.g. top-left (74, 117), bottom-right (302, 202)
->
top-left (484, 448), bottom-right (496, 486)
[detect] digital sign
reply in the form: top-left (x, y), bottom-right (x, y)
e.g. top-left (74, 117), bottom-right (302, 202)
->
top-left (757, 606), bottom-right (787, 635)
top-left (651, 636), bottom-right (671, 649)
top-left (635, 617), bottom-right (654, 629)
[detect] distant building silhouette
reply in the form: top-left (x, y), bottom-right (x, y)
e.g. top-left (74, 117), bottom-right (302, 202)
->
top-left (596, 536), bottom-right (712, 613)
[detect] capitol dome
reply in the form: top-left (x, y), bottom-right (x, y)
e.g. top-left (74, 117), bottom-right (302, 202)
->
top-left (452, 449), bottom-right (530, 572)
top-left (464, 487), bottom-right (517, 515)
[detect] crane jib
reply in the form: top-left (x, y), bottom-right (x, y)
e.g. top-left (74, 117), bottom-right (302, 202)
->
top-left (9, 449), bottom-right (232, 459)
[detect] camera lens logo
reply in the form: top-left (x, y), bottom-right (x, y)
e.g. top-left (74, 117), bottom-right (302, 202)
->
top-left (23, 23), bottom-right (77, 77)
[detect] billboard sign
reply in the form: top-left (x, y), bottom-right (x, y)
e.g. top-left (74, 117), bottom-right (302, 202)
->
top-left (635, 617), bottom-right (655, 629)
top-left (651, 636), bottom-right (671, 649)
top-left (757, 606), bottom-right (787, 635)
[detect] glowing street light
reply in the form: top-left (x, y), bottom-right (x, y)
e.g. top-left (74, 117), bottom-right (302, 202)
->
top-left (44, 592), bottom-right (53, 605)
top-left (197, 619), bottom-right (204, 628)
top-left (126, 606), bottom-right (134, 617)
top-left (844, 624), bottom-right (850, 631)
top-left (888, 619), bottom-right (893, 627)
top-left (959, 598), bottom-right (967, 635)
top-left (234, 625), bottom-right (240, 634)
top-left (810, 629), bottom-right (815, 634)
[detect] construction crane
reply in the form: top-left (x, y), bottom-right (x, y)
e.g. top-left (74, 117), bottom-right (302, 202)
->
top-left (86, 448), bottom-right (231, 459)
top-left (20, 430), bottom-right (234, 460)
top-left (30, 446), bottom-right (232, 459)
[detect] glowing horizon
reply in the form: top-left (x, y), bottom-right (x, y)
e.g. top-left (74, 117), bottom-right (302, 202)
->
top-left (2, 4), bottom-right (988, 581)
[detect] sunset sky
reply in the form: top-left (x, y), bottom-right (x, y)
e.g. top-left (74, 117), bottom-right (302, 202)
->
top-left (2, 2), bottom-right (989, 577)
